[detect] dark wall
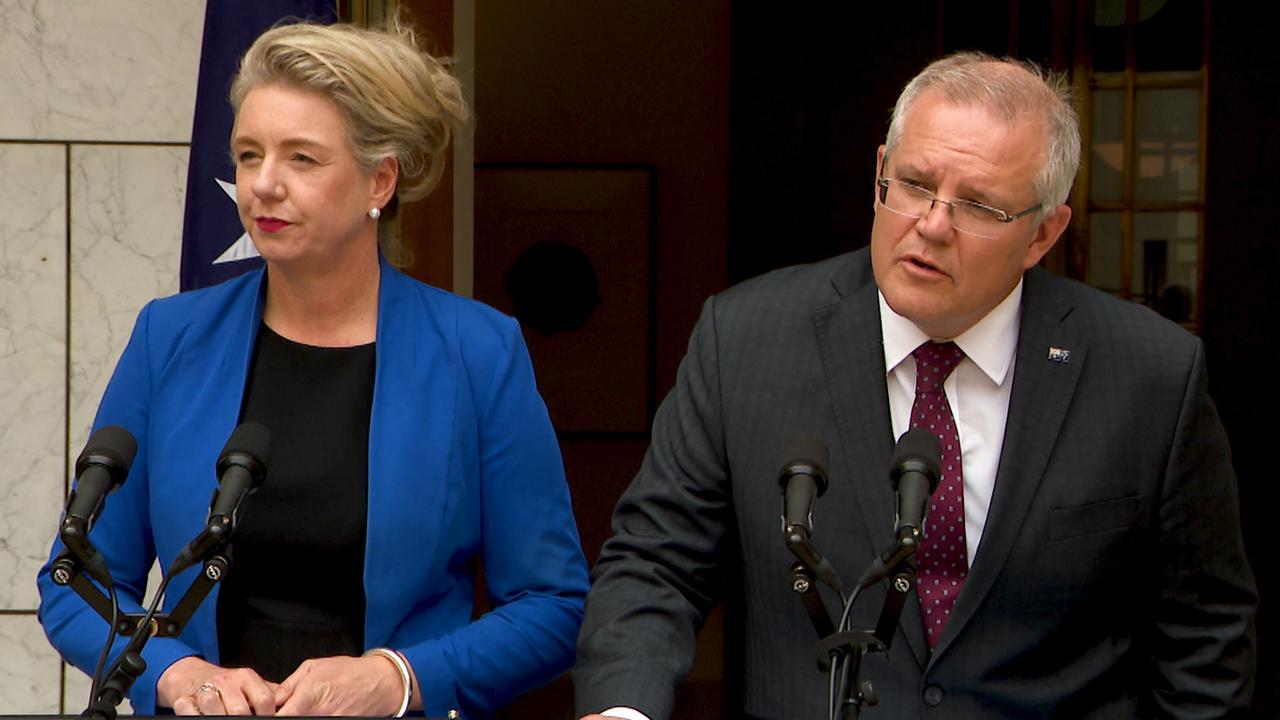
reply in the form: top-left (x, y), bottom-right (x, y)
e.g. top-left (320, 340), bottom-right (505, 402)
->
top-left (474, 2), bottom-right (731, 396)
top-left (1203, 5), bottom-right (1280, 716)
top-left (729, 6), bottom-right (938, 283)
top-left (473, 3), bottom-right (732, 717)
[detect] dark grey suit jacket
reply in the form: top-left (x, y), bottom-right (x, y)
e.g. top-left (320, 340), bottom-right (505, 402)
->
top-left (574, 248), bottom-right (1257, 719)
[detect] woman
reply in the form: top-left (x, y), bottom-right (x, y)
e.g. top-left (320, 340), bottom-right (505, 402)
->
top-left (37, 14), bottom-right (588, 718)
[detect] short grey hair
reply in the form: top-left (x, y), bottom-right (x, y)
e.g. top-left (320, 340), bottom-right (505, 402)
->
top-left (885, 52), bottom-right (1081, 215)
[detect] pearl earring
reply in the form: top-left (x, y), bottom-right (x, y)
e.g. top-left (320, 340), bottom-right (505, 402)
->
top-left (368, 207), bottom-right (382, 220)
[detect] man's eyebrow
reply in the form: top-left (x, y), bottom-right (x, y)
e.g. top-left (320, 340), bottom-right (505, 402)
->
top-left (889, 160), bottom-right (931, 182)
top-left (892, 159), bottom-right (1012, 208)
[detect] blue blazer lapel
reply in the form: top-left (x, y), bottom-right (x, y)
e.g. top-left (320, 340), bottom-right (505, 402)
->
top-left (168, 269), bottom-right (267, 660)
top-left (930, 268), bottom-right (1088, 662)
top-left (814, 258), bottom-right (930, 668)
top-left (363, 258), bottom-right (454, 647)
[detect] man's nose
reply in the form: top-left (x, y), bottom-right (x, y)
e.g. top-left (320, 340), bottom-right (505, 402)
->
top-left (917, 198), bottom-right (955, 238)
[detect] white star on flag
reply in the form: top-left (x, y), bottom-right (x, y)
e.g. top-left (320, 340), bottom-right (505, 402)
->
top-left (212, 178), bottom-right (260, 264)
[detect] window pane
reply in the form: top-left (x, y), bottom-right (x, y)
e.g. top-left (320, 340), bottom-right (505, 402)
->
top-left (1091, 89), bottom-right (1124, 204)
top-left (1092, 0), bottom-right (1126, 73)
top-left (1016, 0), bottom-right (1052, 68)
top-left (1134, 88), bottom-right (1200, 202)
top-left (1133, 212), bottom-right (1198, 322)
top-left (1088, 212), bottom-right (1123, 293)
top-left (1135, 0), bottom-right (1203, 72)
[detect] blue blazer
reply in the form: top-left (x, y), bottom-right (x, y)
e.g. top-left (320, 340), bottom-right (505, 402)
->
top-left (38, 258), bottom-right (589, 717)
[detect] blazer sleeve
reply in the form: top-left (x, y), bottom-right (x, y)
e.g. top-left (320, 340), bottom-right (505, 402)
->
top-left (35, 302), bottom-right (200, 714)
top-left (398, 313), bottom-right (590, 717)
top-left (1146, 338), bottom-right (1257, 716)
top-left (574, 297), bottom-right (733, 720)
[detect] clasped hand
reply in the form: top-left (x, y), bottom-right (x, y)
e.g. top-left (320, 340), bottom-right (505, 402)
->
top-left (159, 654), bottom-right (405, 716)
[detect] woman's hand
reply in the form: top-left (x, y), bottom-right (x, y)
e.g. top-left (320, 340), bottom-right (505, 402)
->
top-left (274, 654), bottom-right (412, 716)
top-left (158, 656), bottom-right (279, 715)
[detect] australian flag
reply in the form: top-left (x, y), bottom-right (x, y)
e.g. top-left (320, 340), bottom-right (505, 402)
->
top-left (179, 0), bottom-right (337, 292)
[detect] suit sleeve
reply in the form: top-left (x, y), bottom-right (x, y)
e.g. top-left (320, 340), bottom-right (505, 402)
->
top-left (1146, 338), bottom-right (1257, 716)
top-left (35, 302), bottom-right (199, 714)
top-left (574, 297), bottom-right (733, 720)
top-left (397, 314), bottom-right (590, 717)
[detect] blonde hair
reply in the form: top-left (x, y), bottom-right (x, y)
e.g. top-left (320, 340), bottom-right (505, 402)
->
top-left (230, 11), bottom-right (469, 263)
top-left (885, 52), bottom-right (1080, 216)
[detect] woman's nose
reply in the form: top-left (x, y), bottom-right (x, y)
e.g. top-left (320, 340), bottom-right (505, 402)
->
top-left (251, 160), bottom-right (285, 201)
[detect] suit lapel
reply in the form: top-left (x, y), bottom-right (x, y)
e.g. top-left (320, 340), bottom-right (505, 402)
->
top-left (813, 254), bottom-right (930, 667)
top-left (931, 269), bottom-right (1087, 662)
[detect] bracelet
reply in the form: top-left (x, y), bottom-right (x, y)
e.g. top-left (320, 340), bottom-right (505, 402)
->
top-left (364, 647), bottom-right (412, 717)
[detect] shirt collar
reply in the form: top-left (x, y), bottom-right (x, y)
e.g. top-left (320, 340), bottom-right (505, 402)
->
top-left (879, 279), bottom-right (1023, 386)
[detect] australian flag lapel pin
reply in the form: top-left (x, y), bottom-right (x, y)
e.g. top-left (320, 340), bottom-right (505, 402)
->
top-left (1047, 346), bottom-right (1071, 363)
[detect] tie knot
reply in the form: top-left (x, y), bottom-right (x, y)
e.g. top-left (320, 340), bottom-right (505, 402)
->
top-left (912, 341), bottom-right (965, 393)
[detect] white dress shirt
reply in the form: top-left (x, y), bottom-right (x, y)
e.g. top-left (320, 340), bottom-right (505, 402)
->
top-left (879, 280), bottom-right (1022, 563)
top-left (598, 281), bottom-right (1025, 720)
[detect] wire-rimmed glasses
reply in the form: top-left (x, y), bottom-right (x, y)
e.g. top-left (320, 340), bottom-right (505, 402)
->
top-left (876, 177), bottom-right (1042, 239)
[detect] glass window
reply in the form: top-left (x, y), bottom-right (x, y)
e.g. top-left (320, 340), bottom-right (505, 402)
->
top-left (1088, 212), bottom-right (1124, 293)
top-left (1092, 0), bottom-right (1127, 72)
top-left (1135, 0), bottom-right (1203, 72)
top-left (1091, 89), bottom-right (1125, 204)
top-left (1132, 212), bottom-right (1198, 322)
top-left (1077, 0), bottom-right (1205, 331)
top-left (1134, 89), bottom-right (1200, 202)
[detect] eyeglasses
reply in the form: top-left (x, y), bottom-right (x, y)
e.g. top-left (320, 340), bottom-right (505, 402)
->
top-left (876, 177), bottom-right (1042, 239)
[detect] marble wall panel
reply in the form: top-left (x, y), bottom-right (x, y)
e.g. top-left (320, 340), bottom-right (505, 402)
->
top-left (69, 145), bottom-right (185, 460)
top-left (0, 0), bottom-right (204, 142)
top-left (0, 614), bottom-right (63, 714)
top-left (63, 663), bottom-right (135, 716)
top-left (0, 143), bottom-right (67, 610)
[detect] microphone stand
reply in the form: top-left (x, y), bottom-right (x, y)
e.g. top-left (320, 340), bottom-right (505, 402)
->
top-left (824, 536), bottom-right (920, 719)
top-left (786, 530), bottom-right (921, 720)
top-left (50, 523), bottom-right (235, 720)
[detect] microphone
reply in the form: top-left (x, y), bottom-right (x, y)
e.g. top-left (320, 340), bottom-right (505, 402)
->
top-left (778, 436), bottom-right (829, 541)
top-left (853, 428), bottom-right (943, 592)
top-left (170, 422), bottom-right (270, 576)
top-left (778, 436), bottom-right (844, 597)
top-left (60, 425), bottom-right (137, 586)
top-left (208, 421), bottom-right (270, 531)
top-left (890, 428), bottom-right (941, 544)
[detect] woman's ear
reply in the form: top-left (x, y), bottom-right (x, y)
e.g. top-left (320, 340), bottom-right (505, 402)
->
top-left (370, 155), bottom-right (399, 209)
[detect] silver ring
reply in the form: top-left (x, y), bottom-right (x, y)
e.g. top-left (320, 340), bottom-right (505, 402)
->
top-left (196, 681), bottom-right (221, 698)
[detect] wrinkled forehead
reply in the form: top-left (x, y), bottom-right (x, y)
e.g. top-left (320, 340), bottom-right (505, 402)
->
top-left (887, 95), bottom-right (1050, 197)
top-left (895, 87), bottom-right (1050, 158)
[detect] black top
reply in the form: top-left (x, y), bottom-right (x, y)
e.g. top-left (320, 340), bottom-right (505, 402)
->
top-left (217, 323), bottom-right (375, 683)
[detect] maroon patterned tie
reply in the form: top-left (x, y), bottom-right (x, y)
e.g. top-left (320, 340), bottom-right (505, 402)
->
top-left (910, 341), bottom-right (968, 649)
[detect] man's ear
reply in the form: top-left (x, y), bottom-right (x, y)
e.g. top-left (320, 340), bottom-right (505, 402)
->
top-left (1023, 204), bottom-right (1072, 269)
top-left (873, 145), bottom-right (887, 207)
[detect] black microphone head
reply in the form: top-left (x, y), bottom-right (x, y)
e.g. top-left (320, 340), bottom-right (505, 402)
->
top-left (217, 421), bottom-right (271, 487)
top-left (891, 428), bottom-right (941, 492)
top-left (778, 435), bottom-right (830, 495)
top-left (74, 425), bottom-right (137, 489)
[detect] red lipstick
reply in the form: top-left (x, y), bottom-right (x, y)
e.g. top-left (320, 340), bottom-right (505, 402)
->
top-left (255, 217), bottom-right (290, 233)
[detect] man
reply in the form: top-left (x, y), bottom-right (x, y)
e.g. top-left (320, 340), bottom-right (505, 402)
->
top-left (574, 53), bottom-right (1257, 719)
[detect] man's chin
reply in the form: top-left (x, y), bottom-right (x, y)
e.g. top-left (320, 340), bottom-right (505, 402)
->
top-left (884, 291), bottom-right (961, 338)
